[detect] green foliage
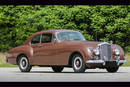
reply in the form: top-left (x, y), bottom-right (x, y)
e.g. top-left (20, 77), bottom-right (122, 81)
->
top-left (0, 5), bottom-right (129, 52)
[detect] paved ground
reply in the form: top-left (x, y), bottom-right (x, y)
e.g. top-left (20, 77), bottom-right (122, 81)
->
top-left (0, 67), bottom-right (130, 82)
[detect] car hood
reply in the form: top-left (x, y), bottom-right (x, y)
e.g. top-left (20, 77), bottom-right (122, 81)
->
top-left (63, 40), bottom-right (122, 50)
top-left (63, 40), bottom-right (100, 48)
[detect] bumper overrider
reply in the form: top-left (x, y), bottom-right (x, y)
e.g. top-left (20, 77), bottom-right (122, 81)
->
top-left (86, 59), bottom-right (127, 66)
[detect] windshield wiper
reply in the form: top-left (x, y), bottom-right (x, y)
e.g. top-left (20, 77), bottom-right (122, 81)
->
top-left (73, 39), bottom-right (80, 40)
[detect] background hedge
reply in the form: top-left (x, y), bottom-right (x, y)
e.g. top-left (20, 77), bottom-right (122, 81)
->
top-left (0, 5), bottom-right (130, 52)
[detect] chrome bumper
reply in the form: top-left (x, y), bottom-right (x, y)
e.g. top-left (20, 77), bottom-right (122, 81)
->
top-left (86, 60), bottom-right (105, 63)
top-left (118, 60), bottom-right (127, 63)
top-left (86, 60), bottom-right (127, 65)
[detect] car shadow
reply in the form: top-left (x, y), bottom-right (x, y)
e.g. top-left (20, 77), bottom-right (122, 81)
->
top-left (14, 71), bottom-right (126, 74)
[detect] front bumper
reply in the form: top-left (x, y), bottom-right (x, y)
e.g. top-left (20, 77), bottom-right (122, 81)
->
top-left (86, 59), bottom-right (127, 65)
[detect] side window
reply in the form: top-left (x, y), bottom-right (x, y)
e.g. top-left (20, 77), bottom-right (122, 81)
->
top-left (31, 35), bottom-right (41, 44)
top-left (41, 34), bottom-right (52, 43)
top-left (41, 33), bottom-right (52, 43)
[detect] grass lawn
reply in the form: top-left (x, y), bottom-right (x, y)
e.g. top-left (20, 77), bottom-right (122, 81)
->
top-left (0, 53), bottom-right (17, 67)
top-left (0, 52), bottom-right (130, 67)
top-left (122, 52), bottom-right (130, 66)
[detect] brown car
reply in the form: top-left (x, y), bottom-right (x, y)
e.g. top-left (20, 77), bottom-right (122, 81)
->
top-left (6, 29), bottom-right (126, 73)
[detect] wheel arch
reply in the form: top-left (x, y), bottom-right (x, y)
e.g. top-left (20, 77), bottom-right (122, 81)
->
top-left (68, 51), bottom-right (84, 66)
top-left (16, 53), bottom-right (28, 65)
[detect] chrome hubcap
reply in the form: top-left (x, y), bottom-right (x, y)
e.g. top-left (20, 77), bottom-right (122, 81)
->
top-left (75, 59), bottom-right (81, 67)
top-left (22, 60), bottom-right (26, 67)
top-left (20, 57), bottom-right (28, 69)
top-left (74, 57), bottom-right (82, 70)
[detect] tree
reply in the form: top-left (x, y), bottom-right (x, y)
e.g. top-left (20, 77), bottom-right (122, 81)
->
top-left (0, 5), bottom-right (129, 52)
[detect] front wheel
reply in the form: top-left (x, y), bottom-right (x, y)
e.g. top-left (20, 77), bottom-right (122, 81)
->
top-left (72, 54), bottom-right (86, 73)
top-left (106, 67), bottom-right (119, 73)
top-left (52, 66), bottom-right (64, 72)
top-left (18, 55), bottom-right (32, 72)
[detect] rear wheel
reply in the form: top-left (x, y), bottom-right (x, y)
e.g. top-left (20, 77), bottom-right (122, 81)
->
top-left (72, 54), bottom-right (86, 73)
top-left (106, 67), bottom-right (119, 73)
top-left (18, 55), bottom-right (32, 72)
top-left (52, 66), bottom-right (64, 72)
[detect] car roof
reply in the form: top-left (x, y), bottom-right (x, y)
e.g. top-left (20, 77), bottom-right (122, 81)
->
top-left (41, 29), bottom-right (77, 33)
top-left (33, 29), bottom-right (78, 35)
top-left (24, 29), bottom-right (79, 45)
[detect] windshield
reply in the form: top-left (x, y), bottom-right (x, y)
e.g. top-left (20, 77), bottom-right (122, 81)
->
top-left (57, 32), bottom-right (86, 41)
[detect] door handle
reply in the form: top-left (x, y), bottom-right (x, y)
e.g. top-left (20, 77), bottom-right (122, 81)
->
top-left (38, 45), bottom-right (43, 48)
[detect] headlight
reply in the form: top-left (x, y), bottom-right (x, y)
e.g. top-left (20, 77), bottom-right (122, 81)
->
top-left (94, 48), bottom-right (100, 56)
top-left (115, 48), bottom-right (120, 55)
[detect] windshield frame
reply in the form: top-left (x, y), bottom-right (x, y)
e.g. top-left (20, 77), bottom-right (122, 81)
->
top-left (56, 31), bottom-right (86, 42)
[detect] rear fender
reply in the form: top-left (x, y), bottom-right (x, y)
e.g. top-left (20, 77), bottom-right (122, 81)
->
top-left (9, 45), bottom-right (34, 64)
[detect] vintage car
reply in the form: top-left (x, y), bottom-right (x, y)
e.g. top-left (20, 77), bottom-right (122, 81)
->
top-left (6, 29), bottom-right (126, 73)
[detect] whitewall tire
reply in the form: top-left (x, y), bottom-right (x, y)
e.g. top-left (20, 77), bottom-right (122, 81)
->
top-left (18, 55), bottom-right (32, 72)
top-left (72, 54), bottom-right (86, 73)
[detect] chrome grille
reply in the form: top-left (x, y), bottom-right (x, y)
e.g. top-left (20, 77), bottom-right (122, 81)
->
top-left (99, 43), bottom-right (112, 61)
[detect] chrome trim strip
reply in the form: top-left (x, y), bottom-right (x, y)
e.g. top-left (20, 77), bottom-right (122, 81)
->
top-left (86, 60), bottom-right (105, 63)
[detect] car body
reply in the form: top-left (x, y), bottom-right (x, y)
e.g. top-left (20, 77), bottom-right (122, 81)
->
top-left (6, 29), bottom-right (126, 73)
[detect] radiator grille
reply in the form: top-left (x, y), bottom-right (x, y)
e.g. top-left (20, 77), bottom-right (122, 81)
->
top-left (99, 43), bottom-right (112, 61)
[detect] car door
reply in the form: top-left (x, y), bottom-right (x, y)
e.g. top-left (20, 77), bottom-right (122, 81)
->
top-left (32, 33), bottom-right (57, 65)
top-left (31, 34), bottom-right (42, 64)
top-left (55, 32), bottom-right (74, 65)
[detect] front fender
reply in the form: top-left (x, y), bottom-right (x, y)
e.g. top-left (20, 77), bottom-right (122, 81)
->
top-left (78, 46), bottom-right (93, 62)
top-left (112, 44), bottom-right (125, 60)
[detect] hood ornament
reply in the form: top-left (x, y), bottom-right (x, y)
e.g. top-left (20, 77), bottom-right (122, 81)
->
top-left (110, 40), bottom-right (113, 44)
